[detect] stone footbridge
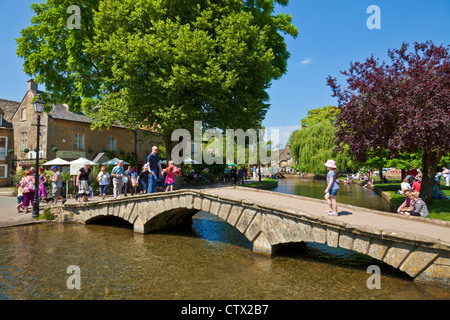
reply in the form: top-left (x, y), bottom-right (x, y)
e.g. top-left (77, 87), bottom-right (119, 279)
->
top-left (49, 186), bottom-right (450, 286)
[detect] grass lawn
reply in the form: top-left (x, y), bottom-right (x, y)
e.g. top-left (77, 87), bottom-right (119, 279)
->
top-left (373, 183), bottom-right (450, 221)
top-left (243, 178), bottom-right (277, 188)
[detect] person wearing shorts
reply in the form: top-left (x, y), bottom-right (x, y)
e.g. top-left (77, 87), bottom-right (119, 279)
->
top-left (50, 166), bottom-right (65, 205)
top-left (324, 160), bottom-right (340, 216)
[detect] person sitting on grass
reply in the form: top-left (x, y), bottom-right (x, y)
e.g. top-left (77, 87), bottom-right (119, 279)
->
top-left (397, 189), bottom-right (412, 214)
top-left (433, 184), bottom-right (448, 200)
top-left (400, 191), bottom-right (428, 217)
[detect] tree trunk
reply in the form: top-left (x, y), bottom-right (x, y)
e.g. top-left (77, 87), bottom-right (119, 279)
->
top-left (164, 134), bottom-right (172, 161)
top-left (420, 150), bottom-right (443, 205)
top-left (401, 169), bottom-right (406, 181)
top-left (379, 166), bottom-right (384, 183)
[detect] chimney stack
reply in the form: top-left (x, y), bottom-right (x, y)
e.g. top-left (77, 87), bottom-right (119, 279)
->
top-left (27, 79), bottom-right (38, 91)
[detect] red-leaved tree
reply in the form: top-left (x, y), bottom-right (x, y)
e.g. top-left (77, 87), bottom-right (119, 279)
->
top-left (327, 41), bottom-right (450, 204)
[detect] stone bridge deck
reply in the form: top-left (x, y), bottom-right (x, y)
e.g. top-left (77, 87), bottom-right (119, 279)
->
top-left (50, 186), bottom-right (450, 286)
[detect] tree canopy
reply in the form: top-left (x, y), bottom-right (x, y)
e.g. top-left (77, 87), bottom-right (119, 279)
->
top-left (16, 0), bottom-right (298, 158)
top-left (289, 106), bottom-right (357, 174)
top-left (327, 41), bottom-right (450, 203)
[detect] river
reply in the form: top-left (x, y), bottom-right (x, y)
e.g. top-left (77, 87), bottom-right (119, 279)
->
top-left (0, 178), bottom-right (448, 299)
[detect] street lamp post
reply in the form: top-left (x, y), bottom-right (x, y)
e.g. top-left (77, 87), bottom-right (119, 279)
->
top-left (32, 95), bottom-right (45, 218)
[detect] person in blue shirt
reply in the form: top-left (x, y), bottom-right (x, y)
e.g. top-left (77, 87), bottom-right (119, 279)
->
top-left (146, 146), bottom-right (163, 193)
top-left (111, 160), bottom-right (125, 199)
top-left (324, 159), bottom-right (340, 216)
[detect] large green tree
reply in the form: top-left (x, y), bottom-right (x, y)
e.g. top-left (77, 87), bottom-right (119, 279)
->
top-left (16, 0), bottom-right (298, 159)
top-left (289, 106), bottom-right (357, 174)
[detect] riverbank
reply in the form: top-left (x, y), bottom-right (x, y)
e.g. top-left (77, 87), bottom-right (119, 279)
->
top-left (241, 177), bottom-right (278, 190)
top-left (351, 180), bottom-right (450, 221)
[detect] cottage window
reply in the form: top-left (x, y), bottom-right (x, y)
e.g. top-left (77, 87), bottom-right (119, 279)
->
top-left (73, 133), bottom-right (84, 150)
top-left (0, 114), bottom-right (3, 126)
top-left (20, 132), bottom-right (28, 150)
top-left (107, 137), bottom-right (116, 151)
top-left (21, 108), bottom-right (27, 121)
top-left (0, 164), bottom-right (7, 178)
top-left (0, 137), bottom-right (6, 156)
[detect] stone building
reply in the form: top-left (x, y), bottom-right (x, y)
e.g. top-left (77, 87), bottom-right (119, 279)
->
top-left (278, 144), bottom-right (293, 168)
top-left (10, 79), bottom-right (162, 175)
top-left (0, 98), bottom-right (20, 186)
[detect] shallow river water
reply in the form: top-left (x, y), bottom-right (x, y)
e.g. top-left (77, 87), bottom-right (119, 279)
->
top-left (0, 179), bottom-right (449, 300)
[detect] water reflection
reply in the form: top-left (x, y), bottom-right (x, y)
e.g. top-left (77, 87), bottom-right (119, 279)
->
top-left (273, 178), bottom-right (392, 212)
top-left (0, 210), bottom-right (449, 299)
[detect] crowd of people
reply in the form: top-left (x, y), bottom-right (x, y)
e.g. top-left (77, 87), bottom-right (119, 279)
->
top-left (222, 166), bottom-right (248, 185)
top-left (74, 146), bottom-right (181, 202)
top-left (15, 149), bottom-right (448, 218)
top-left (15, 165), bottom-right (65, 213)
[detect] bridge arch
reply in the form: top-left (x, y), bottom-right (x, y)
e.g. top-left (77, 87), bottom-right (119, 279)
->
top-left (51, 189), bottom-right (450, 286)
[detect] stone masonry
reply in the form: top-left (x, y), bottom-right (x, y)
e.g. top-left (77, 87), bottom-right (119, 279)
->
top-left (49, 188), bottom-right (450, 287)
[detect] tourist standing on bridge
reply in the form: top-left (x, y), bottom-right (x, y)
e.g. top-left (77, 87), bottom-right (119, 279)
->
top-left (50, 166), bottom-right (65, 205)
top-left (97, 166), bottom-right (110, 200)
top-left (76, 162), bottom-right (92, 203)
top-left (111, 160), bottom-right (125, 199)
top-left (324, 160), bottom-right (339, 216)
top-left (147, 146), bottom-right (163, 194)
top-left (137, 164), bottom-right (149, 194)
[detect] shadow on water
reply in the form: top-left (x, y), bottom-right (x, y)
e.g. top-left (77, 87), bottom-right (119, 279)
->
top-left (85, 211), bottom-right (412, 280)
top-left (86, 215), bottom-right (134, 230)
top-left (151, 211), bottom-right (412, 281)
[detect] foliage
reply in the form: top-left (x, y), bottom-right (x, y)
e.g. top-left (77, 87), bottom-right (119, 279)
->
top-left (327, 41), bottom-right (450, 203)
top-left (300, 105), bottom-right (338, 128)
top-left (36, 208), bottom-right (55, 221)
top-left (289, 106), bottom-right (358, 174)
top-left (17, 0), bottom-right (298, 159)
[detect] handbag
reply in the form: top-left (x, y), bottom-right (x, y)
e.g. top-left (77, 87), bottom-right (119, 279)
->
top-left (22, 177), bottom-right (35, 193)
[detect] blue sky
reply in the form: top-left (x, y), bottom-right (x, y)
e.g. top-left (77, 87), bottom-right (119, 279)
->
top-left (1, 0), bottom-right (449, 147)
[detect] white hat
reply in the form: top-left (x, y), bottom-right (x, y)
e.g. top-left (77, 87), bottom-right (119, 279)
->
top-left (324, 160), bottom-right (337, 168)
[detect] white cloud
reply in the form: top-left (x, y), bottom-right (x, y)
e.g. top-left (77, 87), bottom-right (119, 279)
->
top-left (301, 58), bottom-right (312, 65)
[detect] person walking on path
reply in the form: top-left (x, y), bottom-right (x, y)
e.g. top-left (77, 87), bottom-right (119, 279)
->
top-left (130, 167), bottom-right (138, 195)
top-left (49, 166), bottom-right (65, 205)
top-left (19, 170), bottom-right (35, 214)
top-left (238, 166), bottom-right (245, 185)
top-left (76, 162), bottom-right (91, 203)
top-left (162, 160), bottom-right (180, 192)
top-left (111, 160), bottom-right (125, 199)
top-left (123, 166), bottom-right (132, 196)
top-left (16, 181), bottom-right (24, 213)
top-left (324, 160), bottom-right (339, 216)
top-left (38, 167), bottom-right (48, 201)
top-left (146, 146), bottom-right (162, 194)
top-left (97, 166), bottom-right (110, 200)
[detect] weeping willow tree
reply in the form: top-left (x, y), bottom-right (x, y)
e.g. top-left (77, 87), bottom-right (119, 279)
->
top-left (289, 107), bottom-right (357, 174)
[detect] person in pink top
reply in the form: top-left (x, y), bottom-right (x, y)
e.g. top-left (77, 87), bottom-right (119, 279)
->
top-left (397, 189), bottom-right (412, 214)
top-left (162, 160), bottom-right (181, 192)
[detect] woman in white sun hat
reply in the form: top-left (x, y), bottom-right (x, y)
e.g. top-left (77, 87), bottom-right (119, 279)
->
top-left (324, 159), bottom-right (339, 216)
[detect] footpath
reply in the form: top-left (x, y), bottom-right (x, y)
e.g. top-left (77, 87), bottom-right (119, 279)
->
top-left (0, 180), bottom-right (249, 228)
